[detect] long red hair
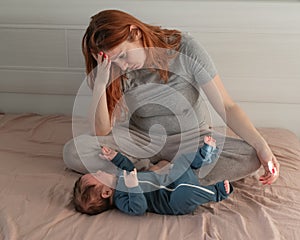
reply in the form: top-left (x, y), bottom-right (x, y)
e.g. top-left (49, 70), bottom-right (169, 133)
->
top-left (82, 9), bottom-right (181, 120)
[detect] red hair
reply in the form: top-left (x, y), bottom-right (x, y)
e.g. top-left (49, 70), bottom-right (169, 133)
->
top-left (82, 9), bottom-right (181, 120)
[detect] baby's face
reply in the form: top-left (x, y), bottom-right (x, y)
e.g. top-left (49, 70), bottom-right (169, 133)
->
top-left (81, 173), bottom-right (103, 189)
top-left (81, 171), bottom-right (115, 189)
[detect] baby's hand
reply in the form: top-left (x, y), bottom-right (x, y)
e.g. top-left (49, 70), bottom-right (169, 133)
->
top-left (99, 146), bottom-right (117, 161)
top-left (123, 168), bottom-right (139, 188)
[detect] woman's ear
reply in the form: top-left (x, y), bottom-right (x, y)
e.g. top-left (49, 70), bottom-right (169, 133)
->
top-left (129, 25), bottom-right (142, 41)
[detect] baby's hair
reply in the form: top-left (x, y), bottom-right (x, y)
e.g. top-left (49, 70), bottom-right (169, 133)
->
top-left (72, 176), bottom-right (111, 215)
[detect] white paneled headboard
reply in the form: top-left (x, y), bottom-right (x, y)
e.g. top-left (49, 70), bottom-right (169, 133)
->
top-left (0, 0), bottom-right (300, 138)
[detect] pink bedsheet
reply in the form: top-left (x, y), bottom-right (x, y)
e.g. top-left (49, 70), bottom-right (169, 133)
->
top-left (0, 113), bottom-right (299, 240)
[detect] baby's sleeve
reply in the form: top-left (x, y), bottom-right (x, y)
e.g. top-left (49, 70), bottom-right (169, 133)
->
top-left (114, 178), bottom-right (148, 216)
top-left (111, 152), bottom-right (135, 171)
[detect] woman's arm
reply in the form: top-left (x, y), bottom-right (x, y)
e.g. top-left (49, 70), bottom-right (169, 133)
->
top-left (88, 53), bottom-right (112, 136)
top-left (201, 74), bottom-right (279, 184)
top-left (89, 84), bottom-right (112, 136)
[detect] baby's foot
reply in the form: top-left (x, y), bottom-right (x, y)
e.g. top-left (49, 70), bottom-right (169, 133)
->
top-left (224, 180), bottom-right (230, 194)
top-left (100, 146), bottom-right (118, 161)
top-left (149, 160), bottom-right (171, 174)
top-left (204, 135), bottom-right (216, 148)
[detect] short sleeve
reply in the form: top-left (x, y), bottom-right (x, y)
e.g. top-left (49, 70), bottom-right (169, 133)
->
top-left (180, 33), bottom-right (218, 85)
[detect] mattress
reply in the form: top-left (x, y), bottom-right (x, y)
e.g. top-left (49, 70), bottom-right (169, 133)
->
top-left (0, 113), bottom-right (299, 240)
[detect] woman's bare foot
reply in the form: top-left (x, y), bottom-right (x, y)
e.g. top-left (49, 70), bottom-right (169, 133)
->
top-left (100, 146), bottom-right (118, 161)
top-left (204, 135), bottom-right (216, 148)
top-left (224, 180), bottom-right (230, 194)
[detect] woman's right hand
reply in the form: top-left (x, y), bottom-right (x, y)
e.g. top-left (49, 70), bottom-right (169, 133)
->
top-left (88, 52), bottom-right (112, 136)
top-left (92, 52), bottom-right (111, 88)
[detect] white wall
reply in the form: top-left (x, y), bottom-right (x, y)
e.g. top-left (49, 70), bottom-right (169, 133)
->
top-left (0, 0), bottom-right (300, 138)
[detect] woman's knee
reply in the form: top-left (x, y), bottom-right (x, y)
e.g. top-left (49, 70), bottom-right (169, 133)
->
top-left (62, 135), bottom-right (119, 174)
top-left (199, 139), bottom-right (261, 185)
top-left (63, 137), bottom-right (92, 173)
top-left (236, 140), bottom-right (261, 171)
top-left (63, 138), bottom-right (79, 169)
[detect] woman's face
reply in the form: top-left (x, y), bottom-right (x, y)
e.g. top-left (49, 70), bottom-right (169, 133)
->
top-left (106, 39), bottom-right (146, 71)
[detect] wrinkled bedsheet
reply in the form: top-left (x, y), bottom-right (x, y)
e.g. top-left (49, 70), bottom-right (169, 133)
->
top-left (0, 113), bottom-right (299, 240)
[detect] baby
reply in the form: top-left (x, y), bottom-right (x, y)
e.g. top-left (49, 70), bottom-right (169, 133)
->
top-left (73, 136), bottom-right (232, 216)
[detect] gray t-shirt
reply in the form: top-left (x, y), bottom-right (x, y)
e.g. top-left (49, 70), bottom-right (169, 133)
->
top-left (121, 33), bottom-right (217, 135)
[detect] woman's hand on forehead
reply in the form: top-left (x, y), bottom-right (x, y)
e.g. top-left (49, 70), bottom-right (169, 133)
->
top-left (92, 51), bottom-right (111, 87)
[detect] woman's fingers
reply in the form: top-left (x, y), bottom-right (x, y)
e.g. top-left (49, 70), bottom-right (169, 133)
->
top-left (98, 53), bottom-right (111, 70)
top-left (259, 169), bottom-right (279, 185)
top-left (93, 52), bottom-right (111, 87)
top-left (92, 53), bottom-right (97, 60)
top-left (92, 52), bottom-right (110, 66)
top-left (97, 52), bottom-right (105, 62)
top-left (92, 51), bottom-right (103, 61)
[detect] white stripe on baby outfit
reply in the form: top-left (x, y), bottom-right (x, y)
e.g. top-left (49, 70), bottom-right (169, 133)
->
top-left (138, 180), bottom-right (215, 195)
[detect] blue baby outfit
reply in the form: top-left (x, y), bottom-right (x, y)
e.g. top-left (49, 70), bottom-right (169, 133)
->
top-left (112, 143), bottom-right (233, 215)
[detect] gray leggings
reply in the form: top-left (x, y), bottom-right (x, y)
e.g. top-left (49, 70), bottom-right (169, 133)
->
top-left (63, 126), bottom-right (261, 186)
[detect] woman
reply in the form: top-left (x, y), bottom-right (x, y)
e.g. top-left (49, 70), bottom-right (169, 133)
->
top-left (63, 9), bottom-right (279, 186)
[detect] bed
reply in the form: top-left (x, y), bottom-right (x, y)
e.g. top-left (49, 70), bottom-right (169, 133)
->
top-left (0, 113), bottom-right (299, 240)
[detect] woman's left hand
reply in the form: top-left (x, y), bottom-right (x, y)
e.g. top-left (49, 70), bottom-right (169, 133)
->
top-left (257, 148), bottom-right (280, 185)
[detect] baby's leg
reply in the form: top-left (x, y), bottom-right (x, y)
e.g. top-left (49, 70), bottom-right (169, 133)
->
top-left (188, 141), bottom-right (219, 169)
top-left (214, 180), bottom-right (233, 200)
top-left (168, 180), bottom-right (232, 215)
top-left (198, 134), bottom-right (261, 186)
